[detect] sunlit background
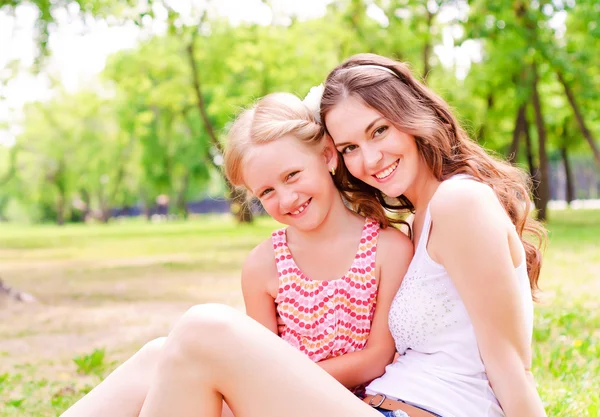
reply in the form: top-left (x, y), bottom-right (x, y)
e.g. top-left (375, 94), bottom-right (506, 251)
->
top-left (0, 1), bottom-right (598, 416)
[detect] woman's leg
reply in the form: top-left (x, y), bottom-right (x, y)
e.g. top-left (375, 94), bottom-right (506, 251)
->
top-left (60, 336), bottom-right (236, 417)
top-left (139, 304), bottom-right (384, 417)
top-left (60, 337), bottom-right (166, 417)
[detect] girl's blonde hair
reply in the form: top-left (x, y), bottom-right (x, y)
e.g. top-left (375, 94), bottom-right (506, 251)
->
top-left (224, 93), bottom-right (325, 188)
top-left (320, 53), bottom-right (546, 296)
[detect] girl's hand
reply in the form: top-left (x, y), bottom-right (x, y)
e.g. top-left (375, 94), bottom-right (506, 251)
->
top-left (276, 314), bottom-right (286, 335)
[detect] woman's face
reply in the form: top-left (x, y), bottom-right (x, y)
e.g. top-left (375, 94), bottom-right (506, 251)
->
top-left (325, 96), bottom-right (421, 198)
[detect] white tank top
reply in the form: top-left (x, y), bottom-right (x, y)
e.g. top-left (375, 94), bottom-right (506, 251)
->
top-left (366, 176), bottom-right (534, 417)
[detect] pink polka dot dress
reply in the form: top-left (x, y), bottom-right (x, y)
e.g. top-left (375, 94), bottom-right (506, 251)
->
top-left (272, 218), bottom-right (380, 362)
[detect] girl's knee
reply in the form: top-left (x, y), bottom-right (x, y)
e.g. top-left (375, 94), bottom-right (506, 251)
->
top-left (138, 337), bottom-right (167, 359)
top-left (125, 337), bottom-right (167, 372)
top-left (171, 304), bottom-right (244, 356)
top-left (179, 304), bottom-right (241, 333)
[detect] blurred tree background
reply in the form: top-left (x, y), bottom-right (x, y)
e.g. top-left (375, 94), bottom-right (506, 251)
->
top-left (0, 0), bottom-right (599, 224)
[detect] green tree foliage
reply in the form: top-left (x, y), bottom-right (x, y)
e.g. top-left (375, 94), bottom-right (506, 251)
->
top-left (0, 0), bottom-right (598, 223)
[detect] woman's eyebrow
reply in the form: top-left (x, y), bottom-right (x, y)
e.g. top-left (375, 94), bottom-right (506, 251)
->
top-left (364, 117), bottom-right (384, 134)
top-left (334, 117), bottom-right (384, 148)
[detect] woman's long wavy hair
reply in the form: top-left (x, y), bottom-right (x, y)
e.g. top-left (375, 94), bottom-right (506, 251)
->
top-left (320, 53), bottom-right (546, 296)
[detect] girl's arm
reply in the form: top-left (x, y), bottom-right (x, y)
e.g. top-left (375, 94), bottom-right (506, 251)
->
top-left (241, 239), bottom-right (279, 334)
top-left (317, 227), bottom-right (413, 389)
top-left (431, 181), bottom-right (547, 417)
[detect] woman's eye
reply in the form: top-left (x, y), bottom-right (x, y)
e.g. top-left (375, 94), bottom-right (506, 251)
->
top-left (373, 126), bottom-right (388, 137)
top-left (286, 171), bottom-right (299, 181)
top-left (342, 145), bottom-right (357, 154)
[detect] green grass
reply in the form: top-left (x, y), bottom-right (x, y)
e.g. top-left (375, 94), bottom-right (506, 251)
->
top-left (0, 210), bottom-right (598, 416)
top-left (531, 210), bottom-right (600, 416)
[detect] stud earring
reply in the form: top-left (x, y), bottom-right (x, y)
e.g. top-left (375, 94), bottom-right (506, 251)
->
top-left (330, 167), bottom-right (336, 175)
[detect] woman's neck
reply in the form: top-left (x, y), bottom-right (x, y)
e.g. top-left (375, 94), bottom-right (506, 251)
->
top-left (404, 167), bottom-right (441, 213)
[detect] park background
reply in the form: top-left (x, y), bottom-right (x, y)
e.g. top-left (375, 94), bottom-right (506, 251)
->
top-left (0, 0), bottom-right (598, 416)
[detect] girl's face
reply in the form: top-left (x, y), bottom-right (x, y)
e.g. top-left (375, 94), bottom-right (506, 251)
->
top-left (243, 135), bottom-right (338, 231)
top-left (325, 96), bottom-right (421, 199)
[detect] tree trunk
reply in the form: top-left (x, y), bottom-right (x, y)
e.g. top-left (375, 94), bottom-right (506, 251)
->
top-left (531, 64), bottom-right (550, 222)
top-left (98, 179), bottom-right (111, 223)
top-left (105, 134), bottom-right (137, 222)
top-left (477, 94), bottom-right (494, 143)
top-left (182, 111), bottom-right (254, 223)
top-left (80, 188), bottom-right (91, 220)
top-left (422, 8), bottom-right (434, 81)
top-left (186, 40), bottom-right (219, 151)
top-left (100, 204), bottom-right (110, 223)
top-left (230, 186), bottom-right (253, 223)
top-left (556, 71), bottom-right (600, 170)
top-left (187, 32), bottom-right (253, 223)
top-left (140, 189), bottom-right (152, 221)
top-left (0, 195), bottom-right (10, 222)
top-left (523, 112), bottom-right (541, 205)
top-left (0, 146), bottom-right (17, 186)
top-left (175, 172), bottom-right (190, 220)
top-left (560, 145), bottom-right (575, 205)
top-left (56, 192), bottom-right (65, 226)
top-left (54, 159), bottom-right (67, 226)
top-left (509, 104), bottom-right (527, 163)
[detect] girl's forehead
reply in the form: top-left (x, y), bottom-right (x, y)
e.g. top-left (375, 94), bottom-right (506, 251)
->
top-left (241, 136), bottom-right (320, 185)
top-left (244, 135), bottom-right (316, 161)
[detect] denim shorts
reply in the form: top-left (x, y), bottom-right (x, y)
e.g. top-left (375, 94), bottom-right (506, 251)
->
top-left (376, 409), bottom-right (407, 417)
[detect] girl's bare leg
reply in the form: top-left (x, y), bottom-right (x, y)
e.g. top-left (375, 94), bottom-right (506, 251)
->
top-left (60, 337), bottom-right (235, 417)
top-left (60, 337), bottom-right (166, 417)
top-left (139, 304), bottom-right (383, 417)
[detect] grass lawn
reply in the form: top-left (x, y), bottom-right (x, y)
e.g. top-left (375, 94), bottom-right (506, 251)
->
top-left (0, 210), bottom-right (598, 416)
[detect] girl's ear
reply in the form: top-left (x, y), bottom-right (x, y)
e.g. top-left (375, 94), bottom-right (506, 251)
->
top-left (322, 135), bottom-right (338, 171)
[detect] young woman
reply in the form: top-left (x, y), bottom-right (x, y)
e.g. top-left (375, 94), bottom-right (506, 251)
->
top-left (62, 53), bottom-right (547, 417)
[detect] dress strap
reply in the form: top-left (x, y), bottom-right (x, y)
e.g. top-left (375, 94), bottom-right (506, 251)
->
top-left (448, 173), bottom-right (474, 181)
top-left (271, 229), bottom-right (295, 278)
top-left (356, 218), bottom-right (380, 265)
top-left (414, 204), bottom-right (433, 256)
top-left (414, 174), bottom-right (473, 254)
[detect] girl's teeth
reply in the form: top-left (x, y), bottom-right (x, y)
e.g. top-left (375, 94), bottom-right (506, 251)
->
top-left (291, 200), bottom-right (309, 215)
top-left (375, 161), bottom-right (398, 179)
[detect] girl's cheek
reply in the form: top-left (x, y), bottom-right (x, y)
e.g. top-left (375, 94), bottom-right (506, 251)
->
top-left (264, 201), bottom-right (279, 217)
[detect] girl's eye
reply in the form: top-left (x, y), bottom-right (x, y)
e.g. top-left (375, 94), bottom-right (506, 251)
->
top-left (286, 171), bottom-right (299, 181)
top-left (342, 145), bottom-right (357, 154)
top-left (260, 188), bottom-right (273, 198)
top-left (373, 126), bottom-right (388, 137)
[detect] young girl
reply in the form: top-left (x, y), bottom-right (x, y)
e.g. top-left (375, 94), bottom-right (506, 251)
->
top-left (59, 92), bottom-right (412, 417)
top-left (224, 92), bottom-right (412, 391)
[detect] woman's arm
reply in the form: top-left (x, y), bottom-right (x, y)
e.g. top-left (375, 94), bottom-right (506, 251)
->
top-left (241, 239), bottom-right (279, 334)
top-left (431, 181), bottom-right (546, 417)
top-left (317, 227), bottom-right (413, 389)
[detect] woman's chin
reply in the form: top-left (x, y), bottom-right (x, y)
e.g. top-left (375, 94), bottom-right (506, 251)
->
top-left (384, 183), bottom-right (409, 198)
